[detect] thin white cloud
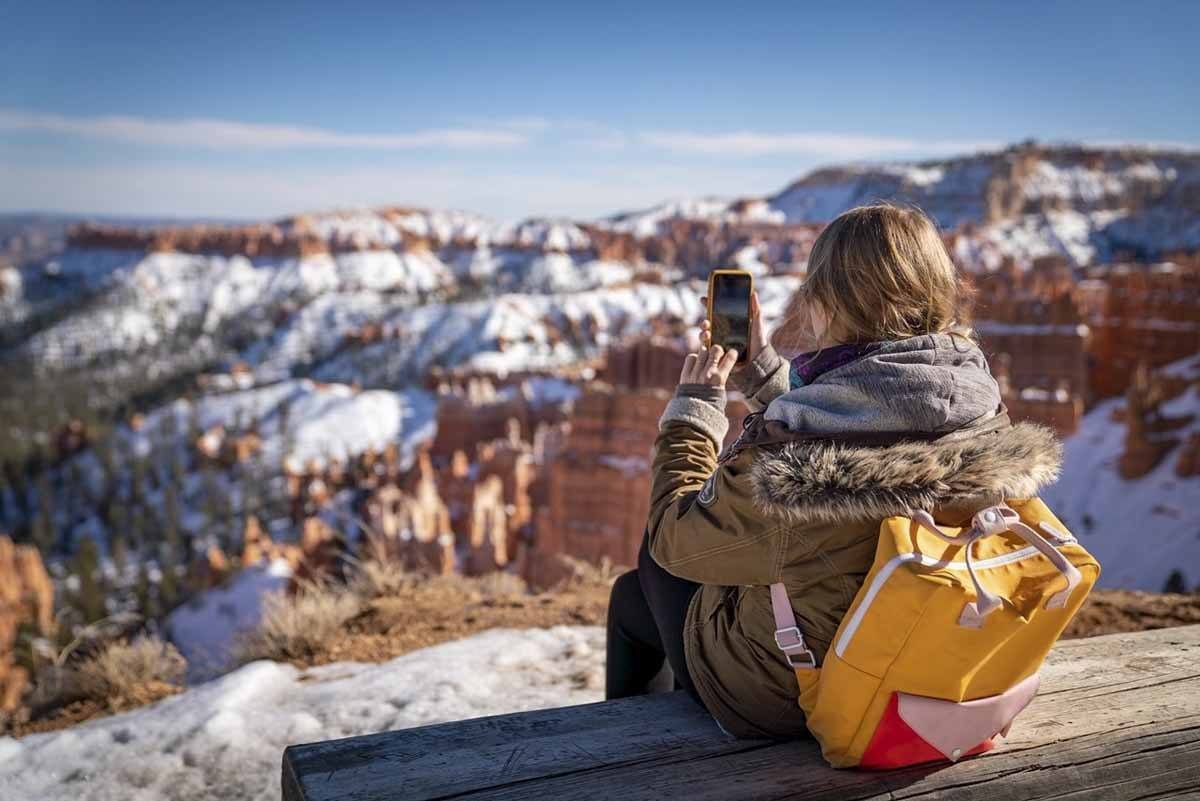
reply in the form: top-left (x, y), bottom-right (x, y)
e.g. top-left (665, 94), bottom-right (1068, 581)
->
top-left (0, 109), bottom-right (528, 151)
top-left (639, 130), bottom-right (1003, 159)
top-left (0, 160), bottom-right (787, 223)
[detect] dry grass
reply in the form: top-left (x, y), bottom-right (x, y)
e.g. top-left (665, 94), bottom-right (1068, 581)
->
top-left (349, 559), bottom-right (420, 599)
top-left (236, 583), bottom-right (363, 663)
top-left (74, 637), bottom-right (187, 711)
top-left (350, 560), bottom-right (532, 600)
top-left (472, 570), bottom-right (530, 598)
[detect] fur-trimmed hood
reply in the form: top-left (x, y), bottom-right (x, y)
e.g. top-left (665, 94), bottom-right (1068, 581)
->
top-left (749, 422), bottom-right (1062, 527)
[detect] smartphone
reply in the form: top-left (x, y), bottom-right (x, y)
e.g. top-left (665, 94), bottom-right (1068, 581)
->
top-left (706, 269), bottom-right (753, 366)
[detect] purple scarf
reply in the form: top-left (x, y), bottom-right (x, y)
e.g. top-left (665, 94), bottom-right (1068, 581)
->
top-left (789, 343), bottom-right (880, 388)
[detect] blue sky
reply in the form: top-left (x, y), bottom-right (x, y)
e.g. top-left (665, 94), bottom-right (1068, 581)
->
top-left (1, 0), bottom-right (1197, 221)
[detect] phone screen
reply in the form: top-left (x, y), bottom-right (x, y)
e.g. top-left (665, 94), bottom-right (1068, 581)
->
top-left (710, 272), bottom-right (752, 365)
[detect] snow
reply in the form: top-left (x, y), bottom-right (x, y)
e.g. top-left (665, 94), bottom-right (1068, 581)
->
top-left (1042, 358), bottom-right (1200, 592)
top-left (132, 380), bottom-right (437, 472)
top-left (165, 562), bottom-right (291, 680)
top-left (599, 148), bottom-right (1200, 271)
top-left (602, 197), bottom-right (783, 237)
top-left (388, 208), bottom-right (496, 244)
top-left (0, 626), bottom-right (605, 801)
top-left (1021, 159), bottom-right (1179, 207)
top-left (311, 276), bottom-right (801, 387)
top-left (284, 383), bottom-right (435, 468)
top-left (332, 250), bottom-right (454, 293)
top-left (303, 210), bottom-right (403, 247)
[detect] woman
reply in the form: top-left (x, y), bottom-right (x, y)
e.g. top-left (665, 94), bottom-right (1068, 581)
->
top-left (606, 203), bottom-right (1062, 738)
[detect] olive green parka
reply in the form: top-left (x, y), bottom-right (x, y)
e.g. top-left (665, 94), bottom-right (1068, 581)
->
top-left (647, 338), bottom-right (1062, 738)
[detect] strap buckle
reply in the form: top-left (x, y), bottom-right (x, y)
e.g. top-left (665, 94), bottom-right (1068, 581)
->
top-left (774, 626), bottom-right (816, 669)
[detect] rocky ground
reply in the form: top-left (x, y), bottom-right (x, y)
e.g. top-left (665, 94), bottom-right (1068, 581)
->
top-left (1063, 589), bottom-right (1200, 638)
top-left (9, 575), bottom-right (1199, 740)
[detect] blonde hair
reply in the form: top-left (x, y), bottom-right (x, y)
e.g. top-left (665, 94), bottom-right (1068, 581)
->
top-left (775, 204), bottom-right (971, 351)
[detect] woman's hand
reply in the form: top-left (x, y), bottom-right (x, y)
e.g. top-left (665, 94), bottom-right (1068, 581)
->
top-left (679, 344), bottom-right (739, 388)
top-left (698, 290), bottom-right (768, 368)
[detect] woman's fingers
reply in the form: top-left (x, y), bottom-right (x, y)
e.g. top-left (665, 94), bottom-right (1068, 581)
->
top-left (680, 344), bottom-right (738, 388)
top-left (717, 346), bottom-right (739, 381)
top-left (704, 345), bottom-right (724, 376)
top-left (749, 290), bottom-right (767, 358)
top-left (679, 352), bottom-right (700, 383)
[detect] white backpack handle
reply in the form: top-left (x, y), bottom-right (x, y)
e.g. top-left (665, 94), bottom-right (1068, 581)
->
top-left (912, 505), bottom-right (1082, 628)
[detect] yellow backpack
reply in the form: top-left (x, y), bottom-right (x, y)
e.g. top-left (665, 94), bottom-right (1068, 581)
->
top-left (770, 498), bottom-right (1100, 769)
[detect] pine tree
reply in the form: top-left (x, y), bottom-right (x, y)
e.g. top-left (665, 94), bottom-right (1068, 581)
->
top-left (34, 468), bottom-right (56, 553)
top-left (129, 504), bottom-right (147, 551)
top-left (71, 538), bottom-right (106, 624)
top-left (163, 481), bottom-right (182, 554)
top-left (30, 509), bottom-right (55, 556)
top-left (158, 558), bottom-right (180, 613)
top-left (135, 563), bottom-right (158, 621)
top-left (1164, 569), bottom-right (1189, 594)
top-left (110, 533), bottom-right (129, 575)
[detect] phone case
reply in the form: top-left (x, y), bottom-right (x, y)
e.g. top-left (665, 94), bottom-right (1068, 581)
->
top-left (706, 269), bottom-right (754, 365)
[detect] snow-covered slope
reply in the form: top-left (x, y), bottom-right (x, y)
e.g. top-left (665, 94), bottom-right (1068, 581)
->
top-left (0, 626), bottom-right (606, 801)
top-left (604, 197), bottom-right (784, 236)
top-left (165, 562), bottom-right (291, 680)
top-left (1043, 357), bottom-right (1200, 592)
top-left (132, 379), bottom-right (439, 471)
top-left (310, 276), bottom-right (800, 386)
top-left (599, 145), bottom-right (1200, 269)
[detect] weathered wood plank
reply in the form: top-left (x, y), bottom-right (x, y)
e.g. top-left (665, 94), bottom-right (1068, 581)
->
top-left (283, 625), bottom-right (1200, 801)
top-left (282, 690), bottom-right (751, 801)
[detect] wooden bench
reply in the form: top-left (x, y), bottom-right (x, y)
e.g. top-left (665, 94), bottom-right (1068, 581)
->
top-left (282, 624), bottom-right (1200, 800)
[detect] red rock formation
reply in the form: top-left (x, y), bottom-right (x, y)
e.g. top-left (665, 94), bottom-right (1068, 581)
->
top-left (464, 475), bottom-right (509, 575)
top-left (188, 545), bottom-right (232, 590)
top-left (362, 453), bottom-right (455, 575)
top-left (0, 536), bottom-right (54, 713)
top-left (535, 384), bottom-right (667, 567)
top-left (972, 259), bottom-right (1090, 434)
top-left (602, 336), bottom-right (691, 392)
top-left (430, 378), bottom-right (573, 461)
top-left (1176, 432), bottom-right (1200, 478)
top-left (1088, 262), bottom-right (1200, 398)
top-left (1117, 363), bottom-right (1194, 479)
top-left (474, 422), bottom-right (536, 559)
top-left (67, 221), bottom-right (331, 259)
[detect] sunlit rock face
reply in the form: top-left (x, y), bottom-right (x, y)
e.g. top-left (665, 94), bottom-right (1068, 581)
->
top-left (0, 535), bottom-right (54, 712)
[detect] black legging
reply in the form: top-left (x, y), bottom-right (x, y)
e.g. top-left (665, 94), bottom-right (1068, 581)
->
top-left (606, 535), bottom-right (703, 705)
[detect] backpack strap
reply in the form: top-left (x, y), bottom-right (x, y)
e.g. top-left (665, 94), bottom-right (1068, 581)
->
top-left (770, 582), bottom-right (817, 669)
top-left (911, 504), bottom-right (1084, 628)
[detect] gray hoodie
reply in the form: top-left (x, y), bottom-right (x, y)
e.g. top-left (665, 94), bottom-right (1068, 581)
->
top-left (660, 333), bottom-right (1002, 445)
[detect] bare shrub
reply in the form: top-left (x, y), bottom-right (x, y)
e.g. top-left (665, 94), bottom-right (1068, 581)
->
top-left (349, 560), bottom-right (416, 599)
top-left (473, 570), bottom-right (529, 598)
top-left (75, 636), bottom-right (187, 710)
top-left (349, 560), bottom-right (529, 601)
top-left (236, 584), bottom-right (362, 663)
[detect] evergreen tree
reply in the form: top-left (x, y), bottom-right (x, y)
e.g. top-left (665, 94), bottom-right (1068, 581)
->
top-left (158, 559), bottom-right (180, 613)
top-left (35, 468), bottom-right (55, 549)
top-left (1164, 569), bottom-right (1189, 594)
top-left (135, 562), bottom-right (158, 621)
top-left (0, 468), bottom-right (8, 525)
top-left (71, 538), bottom-right (106, 624)
top-left (163, 481), bottom-right (183, 554)
top-left (95, 437), bottom-right (116, 498)
top-left (110, 533), bottom-right (129, 575)
top-left (129, 504), bottom-right (147, 550)
top-left (30, 509), bottom-right (55, 556)
top-left (66, 458), bottom-right (88, 516)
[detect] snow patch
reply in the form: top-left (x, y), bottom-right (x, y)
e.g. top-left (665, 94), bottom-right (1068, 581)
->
top-left (0, 626), bottom-right (605, 801)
